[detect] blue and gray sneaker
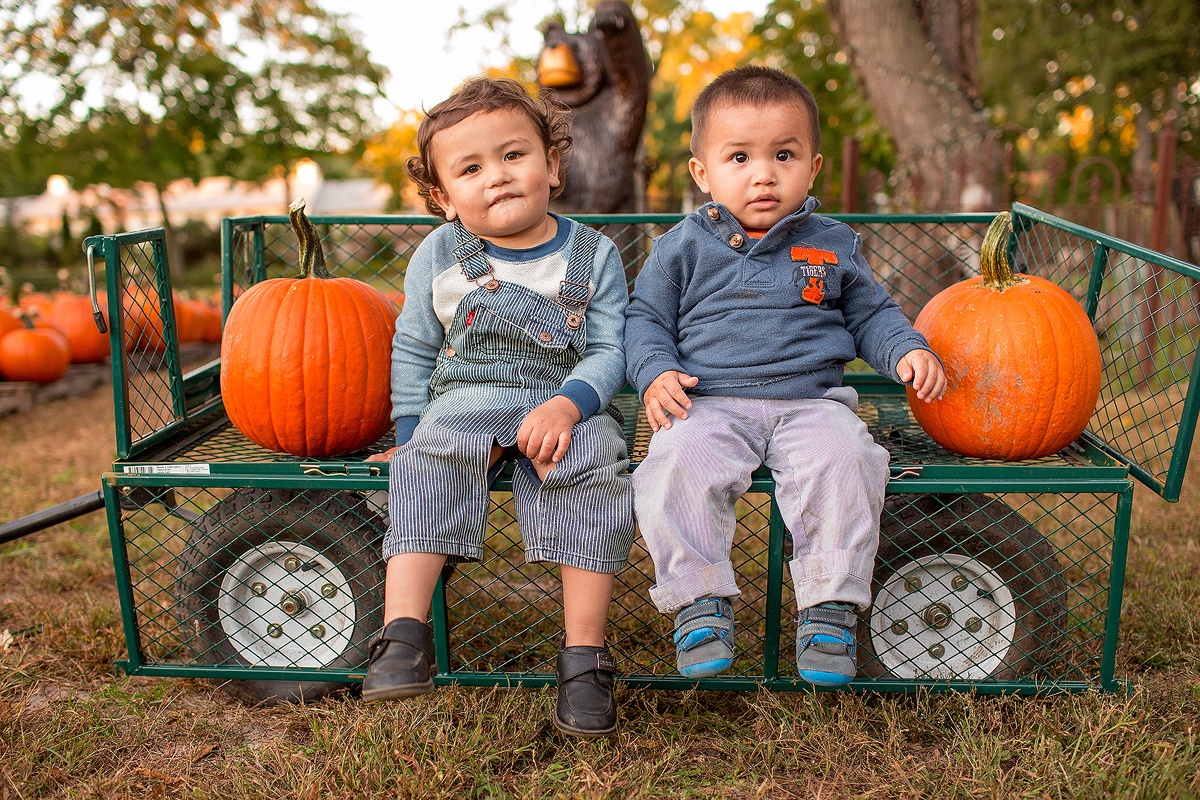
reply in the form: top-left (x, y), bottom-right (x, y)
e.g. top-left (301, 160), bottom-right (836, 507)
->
top-left (796, 602), bottom-right (858, 686)
top-left (673, 597), bottom-right (735, 678)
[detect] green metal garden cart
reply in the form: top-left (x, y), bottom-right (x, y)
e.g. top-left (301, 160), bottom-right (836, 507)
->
top-left (80, 203), bottom-right (1200, 704)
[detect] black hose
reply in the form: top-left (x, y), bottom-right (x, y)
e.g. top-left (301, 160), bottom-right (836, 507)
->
top-left (0, 490), bottom-right (106, 545)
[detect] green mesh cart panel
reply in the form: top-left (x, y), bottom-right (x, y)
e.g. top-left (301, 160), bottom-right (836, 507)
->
top-left (92, 207), bottom-right (1198, 695)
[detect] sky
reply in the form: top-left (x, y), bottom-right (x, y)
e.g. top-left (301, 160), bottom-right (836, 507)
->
top-left (333, 1), bottom-right (770, 120)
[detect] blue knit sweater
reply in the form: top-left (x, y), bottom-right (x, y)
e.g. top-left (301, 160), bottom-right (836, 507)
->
top-left (625, 197), bottom-right (931, 400)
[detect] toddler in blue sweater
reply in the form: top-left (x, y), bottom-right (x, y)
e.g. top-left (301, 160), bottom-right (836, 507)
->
top-left (625, 66), bottom-right (946, 685)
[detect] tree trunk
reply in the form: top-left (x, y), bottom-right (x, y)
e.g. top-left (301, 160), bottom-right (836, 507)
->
top-left (153, 183), bottom-right (185, 281)
top-left (828, 0), bottom-right (992, 210)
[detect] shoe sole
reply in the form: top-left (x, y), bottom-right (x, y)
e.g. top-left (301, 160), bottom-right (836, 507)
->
top-left (361, 680), bottom-right (434, 702)
top-left (552, 714), bottom-right (617, 738)
top-left (678, 657), bottom-right (733, 678)
top-left (797, 669), bottom-right (853, 687)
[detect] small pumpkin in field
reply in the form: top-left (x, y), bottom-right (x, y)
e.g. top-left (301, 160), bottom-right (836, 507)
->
top-left (198, 301), bottom-right (223, 343)
top-left (48, 293), bottom-right (111, 363)
top-left (0, 314), bottom-right (71, 384)
top-left (173, 293), bottom-right (205, 344)
top-left (220, 198), bottom-right (394, 457)
top-left (908, 212), bottom-right (1102, 460)
top-left (123, 290), bottom-right (167, 352)
top-left (0, 305), bottom-right (20, 341)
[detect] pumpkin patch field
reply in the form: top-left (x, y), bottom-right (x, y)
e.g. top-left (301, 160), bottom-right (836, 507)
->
top-left (2, 382), bottom-right (1199, 798)
top-left (4, 206), bottom-right (1200, 797)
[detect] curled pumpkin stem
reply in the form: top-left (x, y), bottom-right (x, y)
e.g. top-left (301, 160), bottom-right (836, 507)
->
top-left (979, 211), bottom-right (1023, 291)
top-left (288, 198), bottom-right (330, 279)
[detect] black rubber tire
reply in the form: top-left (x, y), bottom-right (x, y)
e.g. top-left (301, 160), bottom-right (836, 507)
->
top-left (173, 488), bottom-right (385, 705)
top-left (860, 493), bottom-right (1069, 681)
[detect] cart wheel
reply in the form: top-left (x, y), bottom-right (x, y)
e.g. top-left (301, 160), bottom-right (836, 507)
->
top-left (859, 494), bottom-right (1068, 681)
top-left (173, 488), bottom-right (385, 704)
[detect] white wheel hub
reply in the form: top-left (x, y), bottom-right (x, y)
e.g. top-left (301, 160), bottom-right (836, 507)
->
top-left (869, 553), bottom-right (1017, 680)
top-left (218, 541), bottom-right (357, 668)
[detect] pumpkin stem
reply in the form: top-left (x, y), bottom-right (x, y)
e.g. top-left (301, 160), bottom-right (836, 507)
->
top-left (979, 211), bottom-right (1022, 291)
top-left (288, 198), bottom-right (330, 280)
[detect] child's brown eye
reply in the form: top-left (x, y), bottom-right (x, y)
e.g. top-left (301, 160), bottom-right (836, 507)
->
top-left (733, 152), bottom-right (748, 163)
top-left (776, 151), bottom-right (793, 162)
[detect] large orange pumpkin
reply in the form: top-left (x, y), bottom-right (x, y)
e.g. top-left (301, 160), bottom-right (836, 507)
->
top-left (908, 212), bottom-right (1102, 460)
top-left (220, 199), bottom-right (394, 457)
top-left (48, 293), bottom-right (111, 363)
top-left (0, 317), bottom-right (71, 384)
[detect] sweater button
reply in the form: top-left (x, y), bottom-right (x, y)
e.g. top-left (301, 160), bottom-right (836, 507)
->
top-left (707, 207), bottom-right (720, 220)
top-left (729, 233), bottom-right (745, 248)
top-left (445, 347), bottom-right (456, 358)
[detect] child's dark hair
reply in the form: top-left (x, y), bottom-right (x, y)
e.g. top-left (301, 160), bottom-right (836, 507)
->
top-left (405, 77), bottom-right (572, 218)
top-left (690, 66), bottom-right (820, 157)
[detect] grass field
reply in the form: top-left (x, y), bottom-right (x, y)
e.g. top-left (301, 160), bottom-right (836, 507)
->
top-left (2, 383), bottom-right (1199, 799)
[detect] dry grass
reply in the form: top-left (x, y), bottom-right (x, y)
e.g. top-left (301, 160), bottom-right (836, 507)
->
top-left (2, 384), bottom-right (1200, 799)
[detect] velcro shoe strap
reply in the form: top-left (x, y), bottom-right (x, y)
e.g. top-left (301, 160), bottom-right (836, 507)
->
top-left (675, 597), bottom-right (733, 629)
top-left (801, 605), bottom-right (857, 629)
top-left (797, 622), bottom-right (854, 650)
top-left (558, 649), bottom-right (618, 683)
top-left (371, 618), bottom-right (433, 659)
top-left (675, 614), bottom-right (733, 644)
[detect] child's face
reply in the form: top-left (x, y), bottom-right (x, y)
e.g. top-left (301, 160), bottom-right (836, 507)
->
top-left (689, 101), bottom-right (823, 231)
top-left (428, 107), bottom-right (561, 248)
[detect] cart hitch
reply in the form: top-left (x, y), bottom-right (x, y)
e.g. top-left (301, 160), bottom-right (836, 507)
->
top-left (0, 490), bottom-right (106, 546)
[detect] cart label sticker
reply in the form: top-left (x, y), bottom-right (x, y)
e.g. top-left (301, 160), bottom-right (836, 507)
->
top-left (122, 464), bottom-right (211, 475)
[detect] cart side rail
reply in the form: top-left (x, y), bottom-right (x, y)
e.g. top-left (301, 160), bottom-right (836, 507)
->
top-left (99, 208), bottom-right (1199, 497)
top-left (1011, 203), bottom-right (1200, 500)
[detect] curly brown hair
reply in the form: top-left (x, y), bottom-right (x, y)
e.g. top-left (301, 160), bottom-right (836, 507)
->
top-left (405, 77), bottom-right (573, 218)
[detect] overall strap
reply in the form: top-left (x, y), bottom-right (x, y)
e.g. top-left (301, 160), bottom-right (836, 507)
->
top-left (558, 222), bottom-right (601, 330)
top-left (451, 220), bottom-right (498, 291)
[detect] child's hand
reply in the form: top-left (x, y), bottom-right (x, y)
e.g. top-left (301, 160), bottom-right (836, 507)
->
top-left (364, 447), bottom-right (398, 463)
top-left (898, 350), bottom-right (947, 402)
top-left (644, 370), bottom-right (699, 431)
top-left (518, 395), bottom-right (583, 465)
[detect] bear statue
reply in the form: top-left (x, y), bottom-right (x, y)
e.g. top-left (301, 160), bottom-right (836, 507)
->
top-left (537, 0), bottom-right (651, 214)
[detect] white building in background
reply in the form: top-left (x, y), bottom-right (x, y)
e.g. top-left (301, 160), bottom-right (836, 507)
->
top-left (1, 159), bottom-right (392, 237)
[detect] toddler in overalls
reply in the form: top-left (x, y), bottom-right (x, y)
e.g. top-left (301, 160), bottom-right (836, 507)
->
top-left (626, 66), bottom-right (947, 686)
top-left (363, 78), bottom-right (635, 737)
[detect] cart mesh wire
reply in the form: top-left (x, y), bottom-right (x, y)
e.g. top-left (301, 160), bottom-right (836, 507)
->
top-left (96, 207), bottom-right (1198, 692)
top-left (118, 482), bottom-right (1117, 686)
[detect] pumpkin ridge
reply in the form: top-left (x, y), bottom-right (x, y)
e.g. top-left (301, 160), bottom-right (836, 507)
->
top-left (243, 285), bottom-right (282, 451)
top-left (257, 285), bottom-right (287, 452)
top-left (354, 286), bottom-right (386, 446)
top-left (317, 281), bottom-right (340, 455)
top-left (274, 280), bottom-right (299, 454)
top-left (1032, 288), bottom-right (1063, 458)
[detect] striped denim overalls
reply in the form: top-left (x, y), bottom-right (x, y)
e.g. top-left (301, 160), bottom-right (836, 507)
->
top-left (384, 221), bottom-right (636, 573)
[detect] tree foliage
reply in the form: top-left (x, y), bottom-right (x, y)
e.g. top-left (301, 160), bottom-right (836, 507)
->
top-left (0, 0), bottom-right (388, 198)
top-left (981, 0), bottom-right (1200, 164)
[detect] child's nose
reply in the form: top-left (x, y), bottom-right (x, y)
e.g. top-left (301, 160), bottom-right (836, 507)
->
top-left (752, 167), bottom-right (776, 186)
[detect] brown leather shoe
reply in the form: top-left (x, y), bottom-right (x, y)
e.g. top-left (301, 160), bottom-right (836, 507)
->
top-left (362, 618), bottom-right (435, 702)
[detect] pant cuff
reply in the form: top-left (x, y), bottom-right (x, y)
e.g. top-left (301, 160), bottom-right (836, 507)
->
top-left (649, 561), bottom-right (740, 614)
top-left (790, 550), bottom-right (875, 612)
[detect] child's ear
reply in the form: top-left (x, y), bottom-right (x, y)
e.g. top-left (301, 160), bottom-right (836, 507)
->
top-left (547, 146), bottom-right (562, 189)
top-left (688, 156), bottom-right (711, 195)
top-left (808, 153), bottom-right (824, 190)
top-left (430, 186), bottom-right (457, 221)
